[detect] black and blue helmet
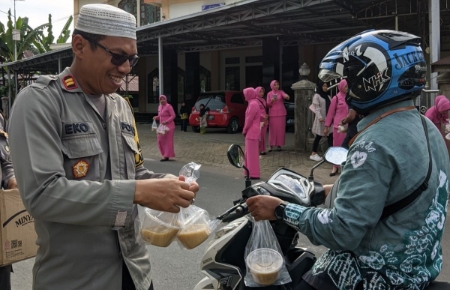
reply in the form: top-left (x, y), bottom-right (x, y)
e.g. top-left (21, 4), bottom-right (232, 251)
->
top-left (318, 30), bottom-right (427, 114)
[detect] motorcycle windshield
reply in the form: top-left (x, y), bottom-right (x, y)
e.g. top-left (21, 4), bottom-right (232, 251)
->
top-left (271, 174), bottom-right (308, 199)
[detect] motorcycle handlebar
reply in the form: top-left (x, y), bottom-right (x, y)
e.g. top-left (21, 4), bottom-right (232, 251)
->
top-left (235, 203), bottom-right (248, 214)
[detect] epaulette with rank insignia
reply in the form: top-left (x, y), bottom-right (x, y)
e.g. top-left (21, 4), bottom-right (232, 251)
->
top-left (62, 75), bottom-right (78, 90)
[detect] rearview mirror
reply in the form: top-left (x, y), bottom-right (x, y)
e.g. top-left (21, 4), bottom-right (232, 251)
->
top-left (227, 144), bottom-right (245, 168)
top-left (324, 147), bottom-right (348, 166)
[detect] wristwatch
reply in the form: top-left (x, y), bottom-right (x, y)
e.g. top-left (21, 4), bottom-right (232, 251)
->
top-left (274, 201), bottom-right (289, 221)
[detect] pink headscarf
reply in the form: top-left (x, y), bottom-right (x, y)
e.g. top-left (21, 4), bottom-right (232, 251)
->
top-left (426, 95), bottom-right (450, 126)
top-left (255, 86), bottom-right (265, 98)
top-left (269, 80), bottom-right (279, 92)
top-left (243, 88), bottom-right (257, 102)
top-left (158, 95), bottom-right (168, 111)
top-left (336, 79), bottom-right (348, 99)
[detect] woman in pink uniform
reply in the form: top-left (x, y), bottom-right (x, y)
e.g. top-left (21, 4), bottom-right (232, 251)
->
top-left (324, 79), bottom-right (349, 176)
top-left (425, 95), bottom-right (450, 133)
top-left (267, 80), bottom-right (290, 152)
top-left (242, 87), bottom-right (261, 179)
top-left (255, 86), bottom-right (269, 155)
top-left (153, 95), bottom-right (176, 161)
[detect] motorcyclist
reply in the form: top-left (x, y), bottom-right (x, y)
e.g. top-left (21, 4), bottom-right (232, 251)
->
top-left (246, 30), bottom-right (449, 290)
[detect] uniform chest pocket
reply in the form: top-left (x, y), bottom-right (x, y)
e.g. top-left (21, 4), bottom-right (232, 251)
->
top-left (61, 134), bottom-right (103, 179)
top-left (122, 133), bottom-right (139, 154)
top-left (122, 133), bottom-right (139, 180)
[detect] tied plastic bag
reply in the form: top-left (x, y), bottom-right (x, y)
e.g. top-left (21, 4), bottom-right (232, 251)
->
top-left (151, 120), bottom-right (158, 131)
top-left (244, 219), bottom-right (291, 286)
top-left (179, 162), bottom-right (201, 185)
top-left (135, 206), bottom-right (181, 247)
top-left (338, 124), bottom-right (348, 133)
top-left (176, 162), bottom-right (220, 249)
top-left (157, 124), bottom-right (170, 134)
top-left (176, 205), bottom-right (220, 249)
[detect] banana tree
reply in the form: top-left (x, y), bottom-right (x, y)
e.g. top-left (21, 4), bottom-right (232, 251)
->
top-left (0, 9), bottom-right (48, 62)
top-left (33, 14), bottom-right (73, 53)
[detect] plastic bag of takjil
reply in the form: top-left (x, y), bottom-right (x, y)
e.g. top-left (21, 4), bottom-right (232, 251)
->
top-left (151, 120), bottom-right (158, 131)
top-left (175, 162), bottom-right (220, 249)
top-left (134, 162), bottom-right (201, 248)
top-left (176, 205), bottom-right (220, 249)
top-left (244, 218), bottom-right (291, 287)
top-left (134, 162), bottom-right (199, 247)
top-left (135, 205), bottom-right (181, 247)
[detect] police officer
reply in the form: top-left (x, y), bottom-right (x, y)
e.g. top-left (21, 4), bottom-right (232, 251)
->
top-left (8, 4), bottom-right (197, 290)
top-left (0, 112), bottom-right (17, 290)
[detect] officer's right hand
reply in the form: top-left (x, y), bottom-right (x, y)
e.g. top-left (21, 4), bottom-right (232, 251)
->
top-left (134, 178), bottom-right (195, 213)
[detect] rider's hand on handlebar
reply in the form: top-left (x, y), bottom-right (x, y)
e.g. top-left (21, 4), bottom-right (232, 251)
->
top-left (246, 195), bottom-right (283, 221)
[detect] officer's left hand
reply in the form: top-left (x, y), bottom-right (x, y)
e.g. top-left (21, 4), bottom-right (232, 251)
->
top-left (7, 178), bottom-right (18, 189)
top-left (178, 175), bottom-right (199, 198)
top-left (246, 195), bottom-right (283, 221)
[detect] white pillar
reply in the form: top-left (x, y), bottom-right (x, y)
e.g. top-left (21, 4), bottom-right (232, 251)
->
top-left (429, 0), bottom-right (440, 93)
top-left (136, 0), bottom-right (140, 26)
top-left (158, 36), bottom-right (164, 96)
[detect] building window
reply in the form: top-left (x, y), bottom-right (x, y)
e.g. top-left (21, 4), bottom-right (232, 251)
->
top-left (200, 66), bottom-right (211, 93)
top-left (119, 0), bottom-right (161, 25)
top-left (225, 57), bottom-right (240, 65)
top-left (245, 56), bottom-right (262, 63)
top-left (225, 67), bottom-right (240, 91)
top-left (178, 68), bottom-right (185, 103)
top-left (147, 68), bottom-right (159, 103)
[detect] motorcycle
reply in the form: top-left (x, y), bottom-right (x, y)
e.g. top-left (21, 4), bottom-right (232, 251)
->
top-left (194, 145), bottom-right (348, 290)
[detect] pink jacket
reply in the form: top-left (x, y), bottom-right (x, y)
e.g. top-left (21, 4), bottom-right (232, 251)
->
top-left (425, 95), bottom-right (450, 129)
top-left (255, 87), bottom-right (268, 123)
top-left (325, 79), bottom-right (349, 129)
top-left (243, 88), bottom-right (261, 140)
top-left (267, 80), bottom-right (287, 117)
top-left (155, 95), bottom-right (176, 130)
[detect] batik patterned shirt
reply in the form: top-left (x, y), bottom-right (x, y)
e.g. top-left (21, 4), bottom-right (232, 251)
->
top-left (283, 100), bottom-right (449, 290)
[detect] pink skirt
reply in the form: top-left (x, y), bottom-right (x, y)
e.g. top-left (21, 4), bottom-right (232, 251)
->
top-left (268, 116), bottom-right (286, 147)
top-left (244, 138), bottom-right (260, 178)
top-left (259, 125), bottom-right (268, 152)
top-left (157, 129), bottom-right (175, 158)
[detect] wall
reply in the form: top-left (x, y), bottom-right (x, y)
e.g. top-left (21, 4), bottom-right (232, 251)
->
top-left (169, 0), bottom-right (234, 20)
top-left (74, 0), bottom-right (105, 24)
top-left (219, 47), bottom-right (263, 90)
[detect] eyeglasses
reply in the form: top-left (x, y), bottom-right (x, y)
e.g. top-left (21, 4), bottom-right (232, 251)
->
top-left (86, 38), bottom-right (139, 67)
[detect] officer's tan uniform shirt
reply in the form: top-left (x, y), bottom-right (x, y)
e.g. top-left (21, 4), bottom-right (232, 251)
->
top-left (8, 68), bottom-right (159, 290)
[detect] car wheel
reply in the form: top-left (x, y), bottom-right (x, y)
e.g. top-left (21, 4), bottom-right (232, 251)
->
top-left (226, 117), bottom-right (239, 134)
top-left (191, 126), bottom-right (200, 133)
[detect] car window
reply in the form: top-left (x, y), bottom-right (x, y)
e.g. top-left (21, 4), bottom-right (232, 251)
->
top-left (230, 93), bottom-right (245, 104)
top-left (195, 93), bottom-right (226, 111)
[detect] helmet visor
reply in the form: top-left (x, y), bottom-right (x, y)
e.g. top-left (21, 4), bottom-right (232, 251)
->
top-left (318, 69), bottom-right (343, 83)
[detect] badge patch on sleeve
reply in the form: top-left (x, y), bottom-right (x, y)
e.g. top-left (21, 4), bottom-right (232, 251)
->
top-left (63, 75), bottom-right (78, 90)
top-left (114, 211), bottom-right (127, 227)
top-left (73, 160), bottom-right (89, 178)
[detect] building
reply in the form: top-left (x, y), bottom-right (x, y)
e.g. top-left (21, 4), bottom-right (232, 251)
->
top-left (2, 0), bottom-right (449, 117)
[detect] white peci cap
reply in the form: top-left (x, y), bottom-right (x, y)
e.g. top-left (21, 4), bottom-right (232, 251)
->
top-left (75, 4), bottom-right (136, 40)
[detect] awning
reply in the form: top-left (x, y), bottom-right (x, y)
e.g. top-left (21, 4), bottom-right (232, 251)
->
top-left (1, 0), bottom-right (448, 74)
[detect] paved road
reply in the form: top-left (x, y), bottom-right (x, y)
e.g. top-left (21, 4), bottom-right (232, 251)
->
top-left (10, 125), bottom-right (450, 289)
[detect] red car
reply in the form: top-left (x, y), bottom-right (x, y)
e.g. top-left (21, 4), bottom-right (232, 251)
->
top-left (189, 91), bottom-right (247, 134)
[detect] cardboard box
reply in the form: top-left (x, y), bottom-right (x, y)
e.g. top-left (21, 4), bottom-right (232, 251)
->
top-left (0, 189), bottom-right (38, 265)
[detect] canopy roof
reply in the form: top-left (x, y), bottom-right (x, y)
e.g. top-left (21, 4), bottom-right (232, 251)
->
top-left (2, 0), bottom-right (448, 74)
